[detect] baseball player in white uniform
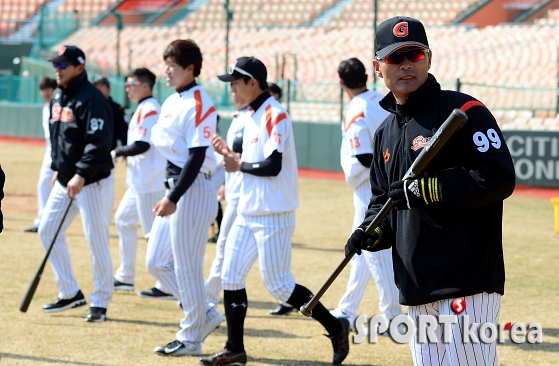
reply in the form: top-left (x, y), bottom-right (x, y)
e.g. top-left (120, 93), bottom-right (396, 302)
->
top-left (39, 45), bottom-right (114, 322)
top-left (25, 77), bottom-right (57, 233)
top-left (146, 39), bottom-right (223, 357)
top-left (112, 68), bottom-right (166, 291)
top-left (205, 107), bottom-right (245, 310)
top-left (331, 58), bottom-right (402, 329)
top-left (200, 57), bottom-right (350, 366)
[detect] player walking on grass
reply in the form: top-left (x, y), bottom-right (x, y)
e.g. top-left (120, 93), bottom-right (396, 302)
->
top-left (24, 77), bottom-right (57, 233)
top-left (146, 39), bottom-right (223, 357)
top-left (345, 17), bottom-right (515, 366)
top-left (112, 68), bottom-right (166, 292)
top-left (39, 45), bottom-right (114, 322)
top-left (200, 56), bottom-right (350, 366)
top-left (330, 58), bottom-right (402, 330)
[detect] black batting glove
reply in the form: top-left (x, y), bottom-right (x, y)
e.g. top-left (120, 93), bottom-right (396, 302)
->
top-left (344, 226), bottom-right (383, 256)
top-left (388, 177), bottom-right (441, 210)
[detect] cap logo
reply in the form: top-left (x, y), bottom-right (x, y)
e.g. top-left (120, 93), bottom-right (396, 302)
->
top-left (77, 56), bottom-right (85, 64)
top-left (393, 22), bottom-right (409, 37)
top-left (58, 46), bottom-right (66, 56)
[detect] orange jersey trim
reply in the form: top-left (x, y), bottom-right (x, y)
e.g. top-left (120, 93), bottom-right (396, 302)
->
top-left (194, 89), bottom-right (216, 127)
top-left (265, 105), bottom-right (287, 136)
top-left (460, 100), bottom-right (486, 113)
top-left (343, 112), bottom-right (364, 132)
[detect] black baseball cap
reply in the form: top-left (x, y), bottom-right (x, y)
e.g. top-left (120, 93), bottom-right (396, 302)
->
top-left (47, 45), bottom-right (86, 65)
top-left (218, 56), bottom-right (267, 83)
top-left (374, 16), bottom-right (429, 59)
top-left (92, 76), bottom-right (110, 87)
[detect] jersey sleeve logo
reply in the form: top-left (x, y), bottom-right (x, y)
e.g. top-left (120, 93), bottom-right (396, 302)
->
top-left (265, 105), bottom-right (287, 136)
top-left (194, 89), bottom-right (216, 127)
top-left (411, 135), bottom-right (431, 151)
top-left (343, 112), bottom-right (365, 132)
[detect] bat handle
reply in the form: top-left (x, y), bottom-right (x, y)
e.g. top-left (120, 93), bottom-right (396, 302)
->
top-left (300, 253), bottom-right (355, 317)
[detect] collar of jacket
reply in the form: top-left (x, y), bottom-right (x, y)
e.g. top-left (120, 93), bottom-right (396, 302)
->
top-left (176, 80), bottom-right (197, 94)
top-left (59, 70), bottom-right (88, 98)
top-left (249, 91), bottom-right (272, 113)
top-left (379, 73), bottom-right (440, 121)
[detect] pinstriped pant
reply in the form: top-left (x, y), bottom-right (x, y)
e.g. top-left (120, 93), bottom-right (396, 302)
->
top-left (34, 153), bottom-right (54, 227)
top-left (338, 179), bottom-right (401, 321)
top-left (38, 175), bottom-right (114, 308)
top-left (145, 174), bottom-right (217, 344)
top-left (408, 292), bottom-right (501, 366)
top-left (205, 201), bottom-right (238, 308)
top-left (221, 211), bottom-right (297, 303)
top-left (114, 188), bottom-right (165, 284)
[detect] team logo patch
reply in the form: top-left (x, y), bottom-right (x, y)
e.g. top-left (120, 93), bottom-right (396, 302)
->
top-left (411, 135), bottom-right (431, 151)
top-left (60, 107), bottom-right (74, 123)
top-left (57, 46), bottom-right (66, 56)
top-left (393, 22), bottom-right (409, 37)
top-left (383, 148), bottom-right (391, 164)
top-left (50, 102), bottom-right (61, 122)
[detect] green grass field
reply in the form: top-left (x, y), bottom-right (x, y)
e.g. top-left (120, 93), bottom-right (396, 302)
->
top-left (0, 141), bottom-right (558, 365)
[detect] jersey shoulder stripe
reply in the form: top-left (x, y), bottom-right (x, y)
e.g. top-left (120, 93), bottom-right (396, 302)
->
top-left (194, 89), bottom-right (216, 127)
top-left (343, 111), bottom-right (365, 132)
top-left (460, 100), bottom-right (486, 112)
top-left (265, 105), bottom-right (287, 136)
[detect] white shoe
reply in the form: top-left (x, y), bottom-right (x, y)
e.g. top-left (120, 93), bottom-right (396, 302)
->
top-left (154, 340), bottom-right (202, 356)
top-left (330, 308), bottom-right (356, 331)
top-left (199, 309), bottom-right (225, 341)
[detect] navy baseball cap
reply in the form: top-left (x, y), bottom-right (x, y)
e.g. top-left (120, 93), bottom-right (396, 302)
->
top-left (374, 16), bottom-right (429, 59)
top-left (218, 56), bottom-right (267, 83)
top-left (47, 45), bottom-right (86, 65)
top-left (92, 76), bottom-right (110, 87)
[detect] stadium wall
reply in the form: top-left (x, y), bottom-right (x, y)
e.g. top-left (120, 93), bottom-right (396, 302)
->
top-left (2, 110), bottom-right (559, 188)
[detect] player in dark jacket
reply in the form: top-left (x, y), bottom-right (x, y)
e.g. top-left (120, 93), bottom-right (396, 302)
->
top-left (93, 76), bottom-right (128, 150)
top-left (39, 45), bottom-right (115, 323)
top-left (345, 17), bottom-right (515, 366)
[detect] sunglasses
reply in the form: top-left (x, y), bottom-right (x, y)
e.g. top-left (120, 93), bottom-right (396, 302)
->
top-left (228, 64), bottom-right (254, 79)
top-left (125, 81), bottom-right (151, 88)
top-left (52, 61), bottom-right (72, 70)
top-left (377, 49), bottom-right (429, 65)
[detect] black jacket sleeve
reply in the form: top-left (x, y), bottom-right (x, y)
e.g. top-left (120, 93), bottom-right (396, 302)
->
top-left (114, 141), bottom-right (150, 157)
top-left (436, 105), bottom-right (515, 210)
top-left (74, 94), bottom-right (114, 181)
top-left (240, 150), bottom-right (282, 176)
top-left (167, 147), bottom-right (207, 204)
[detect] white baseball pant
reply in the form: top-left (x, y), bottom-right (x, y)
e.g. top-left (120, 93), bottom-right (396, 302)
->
top-left (221, 211), bottom-right (297, 303)
top-left (205, 201), bottom-right (238, 308)
top-left (145, 173), bottom-right (217, 344)
top-left (338, 179), bottom-right (401, 321)
top-left (408, 292), bottom-right (501, 366)
top-left (114, 188), bottom-right (165, 284)
top-left (38, 174), bottom-right (114, 308)
top-left (34, 153), bottom-right (54, 227)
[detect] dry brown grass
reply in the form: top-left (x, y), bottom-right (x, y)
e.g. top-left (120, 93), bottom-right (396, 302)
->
top-left (0, 141), bottom-right (558, 365)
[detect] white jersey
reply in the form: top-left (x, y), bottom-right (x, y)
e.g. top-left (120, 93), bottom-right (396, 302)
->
top-left (340, 90), bottom-right (388, 189)
top-left (42, 102), bottom-right (52, 166)
top-left (237, 96), bottom-right (299, 215)
top-left (126, 97), bottom-right (166, 193)
top-left (151, 84), bottom-right (217, 175)
top-left (224, 111), bottom-right (245, 205)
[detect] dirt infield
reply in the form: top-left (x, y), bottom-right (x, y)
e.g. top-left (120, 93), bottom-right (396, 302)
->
top-left (1, 140), bottom-right (558, 365)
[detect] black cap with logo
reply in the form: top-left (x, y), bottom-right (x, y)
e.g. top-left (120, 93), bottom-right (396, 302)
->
top-left (47, 45), bottom-right (86, 65)
top-left (374, 16), bottom-right (429, 59)
top-left (217, 56), bottom-right (267, 83)
top-left (92, 76), bottom-right (110, 87)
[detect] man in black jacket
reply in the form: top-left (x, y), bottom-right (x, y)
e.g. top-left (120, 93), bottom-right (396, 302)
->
top-left (345, 17), bottom-right (515, 366)
top-left (93, 76), bottom-right (128, 150)
top-left (38, 45), bottom-right (115, 322)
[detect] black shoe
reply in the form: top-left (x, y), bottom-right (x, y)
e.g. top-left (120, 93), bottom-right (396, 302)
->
top-left (43, 290), bottom-right (86, 313)
top-left (137, 287), bottom-right (176, 300)
top-left (268, 303), bottom-right (296, 315)
top-left (114, 278), bottom-right (134, 291)
top-left (85, 307), bottom-right (106, 322)
top-left (199, 348), bottom-right (247, 365)
top-left (24, 226), bottom-right (38, 233)
top-left (329, 317), bottom-right (350, 365)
